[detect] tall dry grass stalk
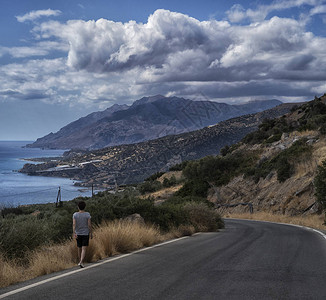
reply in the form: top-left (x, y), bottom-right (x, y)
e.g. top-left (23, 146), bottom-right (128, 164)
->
top-left (225, 212), bottom-right (325, 231)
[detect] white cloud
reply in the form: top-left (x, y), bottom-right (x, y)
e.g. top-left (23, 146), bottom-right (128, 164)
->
top-left (226, 0), bottom-right (324, 23)
top-left (0, 41), bottom-right (69, 58)
top-left (2, 8), bottom-right (326, 108)
top-left (16, 9), bottom-right (61, 23)
top-left (310, 4), bottom-right (326, 15)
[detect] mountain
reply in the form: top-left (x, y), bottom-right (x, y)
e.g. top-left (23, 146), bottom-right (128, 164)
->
top-left (20, 101), bottom-right (294, 186)
top-left (27, 95), bottom-right (282, 150)
top-left (27, 103), bottom-right (129, 150)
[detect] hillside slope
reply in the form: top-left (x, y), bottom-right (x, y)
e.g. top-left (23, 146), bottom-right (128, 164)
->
top-left (173, 94), bottom-right (326, 216)
top-left (20, 102), bottom-right (294, 186)
top-left (210, 130), bottom-right (324, 215)
top-left (27, 96), bottom-right (282, 150)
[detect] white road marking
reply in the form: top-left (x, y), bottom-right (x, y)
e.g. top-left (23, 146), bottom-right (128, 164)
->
top-left (0, 235), bottom-right (191, 299)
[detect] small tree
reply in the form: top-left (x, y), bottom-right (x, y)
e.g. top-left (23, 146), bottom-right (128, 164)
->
top-left (314, 160), bottom-right (326, 210)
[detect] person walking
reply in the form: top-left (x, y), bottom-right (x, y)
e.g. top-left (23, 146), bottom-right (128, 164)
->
top-left (73, 201), bottom-right (92, 268)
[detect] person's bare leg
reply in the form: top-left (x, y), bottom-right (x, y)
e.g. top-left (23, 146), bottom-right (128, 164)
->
top-left (80, 246), bottom-right (87, 264)
top-left (78, 247), bottom-right (82, 263)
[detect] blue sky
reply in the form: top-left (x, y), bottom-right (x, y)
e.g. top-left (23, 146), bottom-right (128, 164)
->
top-left (1, 0), bottom-right (326, 140)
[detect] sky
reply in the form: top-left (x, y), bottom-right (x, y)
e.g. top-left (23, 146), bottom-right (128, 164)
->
top-left (1, 0), bottom-right (326, 141)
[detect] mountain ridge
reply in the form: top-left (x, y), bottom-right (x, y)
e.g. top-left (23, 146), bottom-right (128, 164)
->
top-left (27, 95), bottom-right (282, 150)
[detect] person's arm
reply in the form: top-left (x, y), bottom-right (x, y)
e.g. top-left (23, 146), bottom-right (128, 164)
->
top-left (88, 217), bottom-right (93, 239)
top-left (72, 217), bottom-right (77, 239)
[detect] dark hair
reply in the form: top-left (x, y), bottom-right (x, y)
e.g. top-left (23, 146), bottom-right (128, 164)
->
top-left (77, 201), bottom-right (86, 210)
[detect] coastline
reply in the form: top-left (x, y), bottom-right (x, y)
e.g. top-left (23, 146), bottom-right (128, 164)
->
top-left (0, 141), bottom-right (95, 207)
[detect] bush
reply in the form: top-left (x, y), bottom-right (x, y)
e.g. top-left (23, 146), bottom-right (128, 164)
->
top-left (162, 175), bottom-right (177, 188)
top-left (175, 180), bottom-right (210, 198)
top-left (138, 180), bottom-right (162, 194)
top-left (314, 160), bottom-right (326, 210)
top-left (0, 216), bottom-right (51, 260)
top-left (169, 161), bottom-right (189, 171)
top-left (183, 203), bottom-right (224, 231)
top-left (0, 207), bottom-right (24, 218)
top-left (220, 145), bottom-right (230, 156)
top-left (178, 150), bottom-right (260, 197)
top-left (276, 156), bottom-right (293, 182)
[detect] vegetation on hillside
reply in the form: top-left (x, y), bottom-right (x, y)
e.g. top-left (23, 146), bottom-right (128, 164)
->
top-left (0, 187), bottom-right (223, 262)
top-left (245, 138), bottom-right (312, 183)
top-left (243, 95), bottom-right (326, 145)
top-left (171, 96), bottom-right (326, 223)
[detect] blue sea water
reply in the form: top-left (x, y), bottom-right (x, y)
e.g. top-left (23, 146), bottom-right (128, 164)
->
top-left (0, 141), bottom-right (93, 207)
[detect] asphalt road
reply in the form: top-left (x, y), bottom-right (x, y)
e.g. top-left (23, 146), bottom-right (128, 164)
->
top-left (1, 219), bottom-right (326, 300)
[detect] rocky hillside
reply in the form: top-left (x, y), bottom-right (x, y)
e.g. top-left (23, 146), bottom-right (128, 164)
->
top-left (27, 95), bottom-right (282, 150)
top-left (173, 94), bottom-right (326, 216)
top-left (20, 102), bottom-right (294, 186)
top-left (209, 130), bottom-right (323, 215)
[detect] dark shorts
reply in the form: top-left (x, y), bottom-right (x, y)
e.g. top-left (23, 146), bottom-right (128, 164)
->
top-left (76, 235), bottom-right (89, 247)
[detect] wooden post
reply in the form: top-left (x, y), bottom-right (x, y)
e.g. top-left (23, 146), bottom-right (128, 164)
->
top-left (56, 186), bottom-right (62, 207)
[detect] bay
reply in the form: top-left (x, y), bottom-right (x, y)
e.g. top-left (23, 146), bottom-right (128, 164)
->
top-left (0, 141), bottom-right (92, 207)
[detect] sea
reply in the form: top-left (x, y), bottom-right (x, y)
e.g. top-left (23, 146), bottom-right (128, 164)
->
top-left (0, 141), bottom-right (94, 207)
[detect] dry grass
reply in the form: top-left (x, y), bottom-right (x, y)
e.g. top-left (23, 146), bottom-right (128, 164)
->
top-left (89, 220), bottom-right (163, 261)
top-left (225, 212), bottom-right (326, 231)
top-left (164, 225), bottom-right (196, 239)
top-left (0, 220), bottom-right (183, 288)
top-left (140, 184), bottom-right (183, 202)
top-left (156, 171), bottom-right (183, 183)
top-left (0, 254), bottom-right (24, 288)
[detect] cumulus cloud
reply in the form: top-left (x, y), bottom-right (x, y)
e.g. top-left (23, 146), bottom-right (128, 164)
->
top-left (35, 9), bottom-right (326, 83)
top-left (2, 7), bottom-right (326, 107)
top-left (16, 9), bottom-right (61, 23)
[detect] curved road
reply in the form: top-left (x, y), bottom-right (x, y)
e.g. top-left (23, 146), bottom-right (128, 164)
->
top-left (1, 219), bottom-right (326, 299)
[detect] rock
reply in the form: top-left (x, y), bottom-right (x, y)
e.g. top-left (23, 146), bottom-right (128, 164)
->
top-left (123, 213), bottom-right (145, 225)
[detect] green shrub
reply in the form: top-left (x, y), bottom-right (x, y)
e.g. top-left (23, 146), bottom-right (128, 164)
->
top-left (178, 150), bottom-right (260, 197)
top-left (183, 202), bottom-right (224, 231)
top-left (175, 180), bottom-right (210, 198)
top-left (314, 160), bottom-right (326, 210)
top-left (220, 145), bottom-right (230, 156)
top-left (169, 161), bottom-right (190, 171)
top-left (0, 216), bottom-right (51, 260)
top-left (138, 180), bottom-right (162, 194)
top-left (0, 207), bottom-right (24, 218)
top-left (162, 175), bottom-right (177, 188)
top-left (275, 156), bottom-right (293, 182)
top-left (143, 204), bottom-right (188, 231)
